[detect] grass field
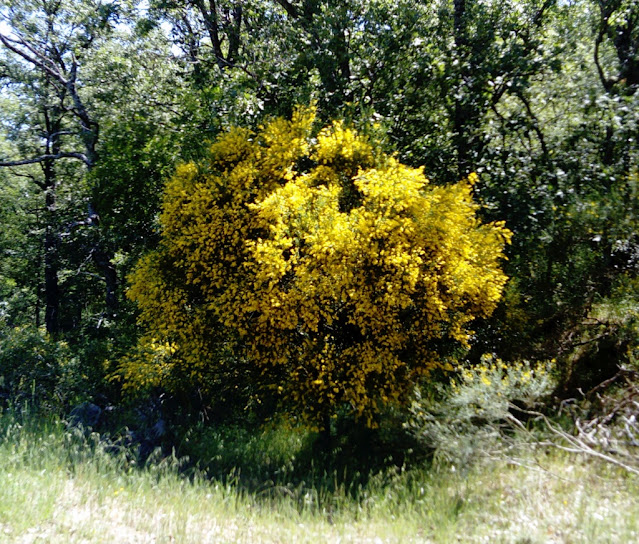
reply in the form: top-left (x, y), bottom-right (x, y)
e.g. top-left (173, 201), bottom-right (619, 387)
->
top-left (1, 411), bottom-right (638, 543)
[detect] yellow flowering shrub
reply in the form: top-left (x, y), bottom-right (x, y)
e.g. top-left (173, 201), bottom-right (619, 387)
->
top-left (123, 107), bottom-right (511, 427)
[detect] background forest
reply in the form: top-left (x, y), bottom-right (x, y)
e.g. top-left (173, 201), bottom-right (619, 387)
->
top-left (0, 0), bottom-right (639, 540)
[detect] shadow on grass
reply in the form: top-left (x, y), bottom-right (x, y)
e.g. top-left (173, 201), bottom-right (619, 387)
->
top-left (169, 411), bottom-right (432, 510)
top-left (0, 398), bottom-right (436, 517)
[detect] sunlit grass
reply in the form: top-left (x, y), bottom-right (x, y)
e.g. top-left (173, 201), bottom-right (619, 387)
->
top-left (0, 410), bottom-right (638, 543)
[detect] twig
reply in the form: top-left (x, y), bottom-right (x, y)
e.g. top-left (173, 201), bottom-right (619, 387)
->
top-left (533, 410), bottom-right (639, 476)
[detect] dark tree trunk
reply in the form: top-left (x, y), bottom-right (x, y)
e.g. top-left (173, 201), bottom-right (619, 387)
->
top-left (315, 410), bottom-right (333, 456)
top-left (452, 0), bottom-right (476, 179)
top-left (42, 110), bottom-right (61, 336)
top-left (44, 191), bottom-right (60, 335)
top-left (91, 246), bottom-right (117, 316)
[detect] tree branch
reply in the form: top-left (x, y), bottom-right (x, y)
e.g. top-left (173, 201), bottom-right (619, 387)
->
top-left (0, 33), bottom-right (66, 85)
top-left (594, 4), bottom-right (616, 92)
top-left (273, 0), bottom-right (299, 19)
top-left (192, 0), bottom-right (225, 68)
top-left (0, 152), bottom-right (91, 167)
top-left (532, 0), bottom-right (556, 28)
top-left (515, 90), bottom-right (550, 162)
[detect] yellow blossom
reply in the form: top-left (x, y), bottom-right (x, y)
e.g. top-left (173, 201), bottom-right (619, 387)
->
top-left (122, 107), bottom-right (511, 428)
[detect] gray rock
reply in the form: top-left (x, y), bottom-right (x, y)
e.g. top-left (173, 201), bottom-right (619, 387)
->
top-left (68, 402), bottom-right (102, 428)
top-left (150, 418), bottom-right (166, 440)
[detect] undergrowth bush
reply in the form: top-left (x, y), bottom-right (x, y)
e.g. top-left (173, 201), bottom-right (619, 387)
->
top-left (555, 274), bottom-right (639, 397)
top-left (406, 356), bottom-right (555, 467)
top-left (0, 324), bottom-right (86, 412)
top-left (176, 421), bottom-right (311, 484)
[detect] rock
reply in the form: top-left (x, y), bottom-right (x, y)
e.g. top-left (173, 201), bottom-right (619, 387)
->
top-left (68, 402), bottom-right (102, 428)
top-left (150, 418), bottom-right (166, 440)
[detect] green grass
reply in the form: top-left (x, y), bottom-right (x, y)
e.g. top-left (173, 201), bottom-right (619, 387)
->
top-left (1, 410), bottom-right (638, 543)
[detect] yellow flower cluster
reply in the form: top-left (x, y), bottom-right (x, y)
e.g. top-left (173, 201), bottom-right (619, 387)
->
top-left (451, 354), bottom-right (555, 403)
top-left (124, 107), bottom-right (511, 426)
